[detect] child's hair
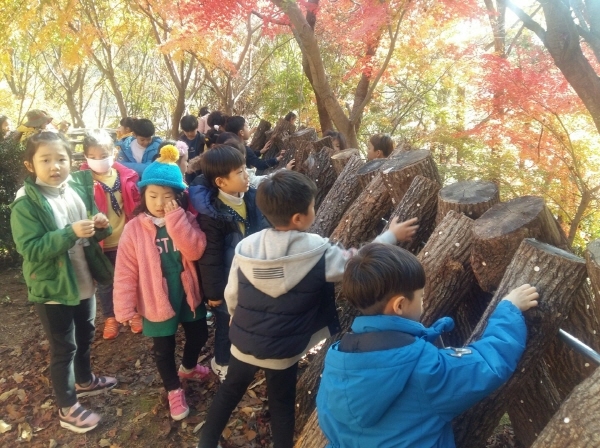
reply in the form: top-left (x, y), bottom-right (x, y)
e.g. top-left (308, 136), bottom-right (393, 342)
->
top-left (256, 170), bottom-right (317, 227)
top-left (24, 131), bottom-right (72, 175)
top-left (131, 118), bottom-right (155, 138)
top-left (224, 116), bottom-right (245, 136)
top-left (216, 132), bottom-right (246, 156)
top-left (207, 111), bottom-right (226, 128)
top-left (120, 117), bottom-right (135, 129)
top-left (82, 129), bottom-right (114, 155)
top-left (204, 128), bottom-right (221, 149)
top-left (199, 107), bottom-right (209, 117)
top-left (324, 130), bottom-right (348, 150)
top-left (369, 134), bottom-right (394, 157)
top-left (342, 243), bottom-right (426, 314)
top-left (284, 111), bottom-right (297, 122)
top-left (180, 115), bottom-right (199, 132)
top-left (156, 140), bottom-right (188, 160)
top-left (200, 144), bottom-right (246, 188)
top-left (133, 185), bottom-right (188, 216)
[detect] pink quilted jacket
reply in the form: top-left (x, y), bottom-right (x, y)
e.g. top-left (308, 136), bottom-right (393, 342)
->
top-left (113, 207), bottom-right (206, 323)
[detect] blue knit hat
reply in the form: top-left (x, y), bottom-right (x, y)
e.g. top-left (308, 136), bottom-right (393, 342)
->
top-left (138, 145), bottom-right (187, 192)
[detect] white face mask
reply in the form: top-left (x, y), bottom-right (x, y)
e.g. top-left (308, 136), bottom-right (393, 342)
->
top-left (86, 156), bottom-right (114, 173)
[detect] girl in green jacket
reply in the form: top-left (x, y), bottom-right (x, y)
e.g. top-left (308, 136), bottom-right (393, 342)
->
top-left (10, 132), bottom-right (117, 434)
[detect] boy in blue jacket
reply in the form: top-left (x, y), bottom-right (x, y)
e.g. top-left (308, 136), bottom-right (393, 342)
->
top-left (116, 118), bottom-right (162, 176)
top-left (316, 243), bottom-right (539, 448)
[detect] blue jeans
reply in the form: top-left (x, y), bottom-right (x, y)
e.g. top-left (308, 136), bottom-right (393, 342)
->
top-left (96, 249), bottom-right (117, 318)
top-left (212, 301), bottom-right (231, 366)
top-left (35, 298), bottom-right (96, 408)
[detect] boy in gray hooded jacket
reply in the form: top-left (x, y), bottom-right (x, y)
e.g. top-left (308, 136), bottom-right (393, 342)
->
top-left (197, 170), bottom-right (418, 448)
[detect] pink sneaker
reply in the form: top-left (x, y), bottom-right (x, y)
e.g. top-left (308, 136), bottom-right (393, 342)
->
top-left (59, 402), bottom-right (101, 433)
top-left (178, 364), bottom-right (210, 382)
top-left (168, 388), bottom-right (189, 421)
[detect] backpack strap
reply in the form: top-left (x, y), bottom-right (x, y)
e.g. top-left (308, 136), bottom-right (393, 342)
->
top-left (338, 330), bottom-right (416, 353)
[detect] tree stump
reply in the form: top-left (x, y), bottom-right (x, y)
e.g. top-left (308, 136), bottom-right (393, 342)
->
top-left (309, 154), bottom-right (364, 238)
top-left (470, 196), bottom-right (570, 293)
top-left (329, 173), bottom-right (392, 248)
top-left (585, 239), bottom-right (600, 301)
top-left (288, 140), bottom-right (317, 175)
top-left (531, 366), bottom-right (600, 448)
top-left (356, 159), bottom-right (387, 189)
top-left (294, 409), bottom-right (328, 448)
top-left (436, 180), bottom-right (500, 225)
top-left (262, 119), bottom-right (298, 160)
top-left (330, 148), bottom-right (360, 175)
top-left (304, 147), bottom-right (338, 211)
top-left (249, 119), bottom-right (271, 153)
top-left (386, 175), bottom-right (441, 255)
top-left (417, 211), bottom-right (475, 327)
top-left (380, 149), bottom-right (442, 206)
top-left (453, 238), bottom-right (588, 448)
top-left (312, 136), bottom-right (334, 153)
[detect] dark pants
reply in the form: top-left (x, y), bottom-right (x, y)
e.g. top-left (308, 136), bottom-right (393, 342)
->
top-left (212, 301), bottom-right (231, 366)
top-left (152, 319), bottom-right (209, 391)
top-left (96, 249), bottom-right (117, 318)
top-left (35, 298), bottom-right (96, 408)
top-left (198, 355), bottom-right (298, 448)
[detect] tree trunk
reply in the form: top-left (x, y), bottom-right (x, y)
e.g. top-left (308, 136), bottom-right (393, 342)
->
top-left (312, 136), bottom-right (334, 153)
top-left (385, 175), bottom-right (440, 255)
top-left (304, 147), bottom-right (338, 211)
top-left (585, 239), bottom-right (600, 300)
top-left (329, 173), bottom-right (392, 248)
top-left (453, 238), bottom-right (588, 448)
top-left (309, 154), bottom-right (364, 237)
top-left (249, 119), bottom-right (272, 152)
top-left (418, 211), bottom-right (475, 327)
top-left (380, 149), bottom-right (442, 207)
top-left (293, 140), bottom-right (319, 175)
top-left (436, 180), bottom-right (500, 225)
top-left (445, 284), bottom-right (492, 348)
top-left (470, 196), bottom-right (570, 293)
top-left (294, 408), bottom-right (328, 448)
top-left (171, 90), bottom-right (186, 139)
top-left (330, 148), bottom-right (360, 175)
top-left (356, 159), bottom-right (387, 189)
top-left (531, 366), bottom-right (600, 447)
top-left (262, 118), bottom-right (297, 160)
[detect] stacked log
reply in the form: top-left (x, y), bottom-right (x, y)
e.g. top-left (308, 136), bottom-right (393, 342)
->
top-left (585, 239), bottom-right (600, 299)
top-left (330, 148), bottom-right (360, 175)
top-left (262, 118), bottom-right (297, 160)
top-left (249, 119), bottom-right (271, 153)
top-left (436, 180), bottom-right (500, 224)
top-left (304, 147), bottom-right (338, 211)
top-left (356, 159), bottom-right (387, 189)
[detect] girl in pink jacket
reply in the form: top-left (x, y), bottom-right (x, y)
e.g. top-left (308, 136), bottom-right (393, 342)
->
top-left (114, 145), bottom-right (210, 421)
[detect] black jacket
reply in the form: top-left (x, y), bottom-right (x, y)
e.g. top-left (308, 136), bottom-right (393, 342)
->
top-left (245, 145), bottom-right (278, 171)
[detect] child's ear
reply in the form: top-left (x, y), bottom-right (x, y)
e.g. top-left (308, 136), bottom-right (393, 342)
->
top-left (215, 176), bottom-right (226, 189)
top-left (290, 212), bottom-right (303, 226)
top-left (386, 295), bottom-right (408, 316)
top-left (24, 161), bottom-right (34, 173)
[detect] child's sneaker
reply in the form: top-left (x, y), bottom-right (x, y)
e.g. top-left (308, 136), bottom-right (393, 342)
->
top-left (168, 388), bottom-right (189, 421)
top-left (178, 364), bottom-right (210, 382)
top-left (102, 317), bottom-right (119, 340)
top-left (59, 402), bottom-right (101, 433)
top-left (76, 374), bottom-right (118, 398)
top-left (130, 313), bottom-right (143, 334)
top-left (210, 357), bottom-right (228, 383)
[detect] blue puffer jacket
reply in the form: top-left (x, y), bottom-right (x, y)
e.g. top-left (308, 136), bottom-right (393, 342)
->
top-left (189, 174), bottom-right (270, 302)
top-left (316, 300), bottom-right (527, 448)
top-left (116, 136), bottom-right (162, 176)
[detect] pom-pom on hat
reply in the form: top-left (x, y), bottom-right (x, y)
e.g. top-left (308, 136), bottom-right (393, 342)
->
top-left (138, 145), bottom-right (187, 192)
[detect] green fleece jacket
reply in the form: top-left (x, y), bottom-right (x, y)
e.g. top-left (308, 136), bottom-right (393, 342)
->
top-left (10, 171), bottom-right (113, 305)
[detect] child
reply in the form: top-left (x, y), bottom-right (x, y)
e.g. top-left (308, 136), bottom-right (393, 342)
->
top-left (116, 118), bottom-right (162, 176)
top-left (316, 244), bottom-right (539, 448)
top-left (113, 145), bottom-right (210, 421)
top-left (179, 114), bottom-right (205, 160)
top-left (189, 145), bottom-right (270, 382)
top-left (323, 130), bottom-right (348, 152)
top-left (366, 133), bottom-right (394, 160)
top-left (81, 129), bottom-right (141, 339)
top-left (116, 117), bottom-right (135, 141)
top-left (197, 170), bottom-right (418, 448)
top-left (284, 111), bottom-right (297, 125)
top-left (224, 116), bottom-right (284, 171)
top-left (10, 132), bottom-right (117, 433)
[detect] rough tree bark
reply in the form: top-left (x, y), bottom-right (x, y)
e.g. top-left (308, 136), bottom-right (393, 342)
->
top-left (386, 175), bottom-right (441, 254)
top-left (356, 159), bottom-right (387, 189)
top-left (436, 180), bottom-right (500, 225)
top-left (417, 211), bottom-right (475, 327)
top-left (304, 147), bottom-right (338, 211)
top-left (453, 238), bottom-right (588, 448)
top-left (330, 148), bottom-right (360, 175)
top-left (470, 196), bottom-right (570, 293)
top-left (309, 154), bottom-right (364, 238)
top-left (380, 149), bottom-right (442, 206)
top-left (262, 118), bottom-right (297, 160)
top-left (294, 408), bottom-right (328, 448)
top-left (445, 284), bottom-right (492, 348)
top-left (249, 119), bottom-right (271, 153)
top-left (530, 366), bottom-right (600, 447)
top-left (585, 239), bottom-right (600, 300)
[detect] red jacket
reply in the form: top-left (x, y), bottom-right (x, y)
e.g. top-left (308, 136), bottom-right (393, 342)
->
top-left (113, 208), bottom-right (207, 323)
top-left (80, 161), bottom-right (140, 220)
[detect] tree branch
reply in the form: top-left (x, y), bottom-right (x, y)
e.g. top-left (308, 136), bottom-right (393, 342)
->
top-left (505, 0), bottom-right (546, 41)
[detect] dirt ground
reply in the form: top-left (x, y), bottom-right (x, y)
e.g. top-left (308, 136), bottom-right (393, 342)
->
top-left (0, 268), bottom-right (515, 448)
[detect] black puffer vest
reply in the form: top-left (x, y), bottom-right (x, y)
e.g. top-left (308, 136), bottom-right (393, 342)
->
top-left (229, 253), bottom-right (340, 360)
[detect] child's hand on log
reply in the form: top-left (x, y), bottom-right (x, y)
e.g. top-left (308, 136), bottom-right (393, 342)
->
top-left (503, 284), bottom-right (539, 311)
top-left (286, 159), bottom-right (296, 170)
top-left (389, 217), bottom-right (419, 242)
top-left (260, 140), bottom-right (273, 154)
